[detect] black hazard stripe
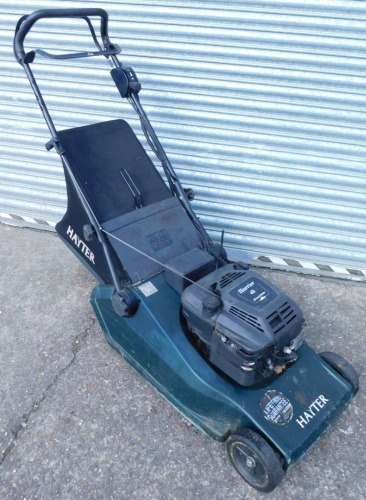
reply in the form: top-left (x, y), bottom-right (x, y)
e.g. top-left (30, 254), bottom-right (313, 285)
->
top-left (256, 255), bottom-right (366, 278)
top-left (0, 213), bottom-right (56, 227)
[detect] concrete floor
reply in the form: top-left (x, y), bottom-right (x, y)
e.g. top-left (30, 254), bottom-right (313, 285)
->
top-left (0, 223), bottom-right (364, 499)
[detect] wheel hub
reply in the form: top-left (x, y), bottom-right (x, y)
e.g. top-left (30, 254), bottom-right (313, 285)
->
top-left (237, 445), bottom-right (256, 468)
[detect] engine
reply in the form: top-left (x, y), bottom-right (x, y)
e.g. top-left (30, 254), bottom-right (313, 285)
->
top-left (181, 263), bottom-right (305, 386)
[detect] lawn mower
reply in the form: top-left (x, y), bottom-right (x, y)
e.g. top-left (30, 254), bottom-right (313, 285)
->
top-left (14, 9), bottom-right (359, 492)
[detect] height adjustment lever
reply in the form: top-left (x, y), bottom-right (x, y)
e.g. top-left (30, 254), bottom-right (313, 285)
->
top-left (111, 66), bottom-right (141, 98)
top-left (120, 169), bottom-right (143, 208)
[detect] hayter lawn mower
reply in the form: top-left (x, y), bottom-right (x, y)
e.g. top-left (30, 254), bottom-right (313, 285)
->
top-left (14, 8), bottom-right (359, 493)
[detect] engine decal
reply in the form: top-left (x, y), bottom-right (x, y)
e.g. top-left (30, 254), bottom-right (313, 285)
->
top-left (229, 276), bottom-right (278, 308)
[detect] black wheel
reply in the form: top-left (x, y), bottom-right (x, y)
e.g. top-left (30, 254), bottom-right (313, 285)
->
top-left (226, 428), bottom-right (284, 492)
top-left (319, 351), bottom-right (359, 393)
top-left (111, 289), bottom-right (139, 317)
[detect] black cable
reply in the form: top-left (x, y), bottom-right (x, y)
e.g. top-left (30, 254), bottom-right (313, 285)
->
top-left (125, 93), bottom-right (229, 266)
top-left (128, 95), bottom-right (174, 190)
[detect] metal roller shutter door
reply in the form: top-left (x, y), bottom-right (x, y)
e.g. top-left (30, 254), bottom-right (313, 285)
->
top-left (1, 1), bottom-right (366, 276)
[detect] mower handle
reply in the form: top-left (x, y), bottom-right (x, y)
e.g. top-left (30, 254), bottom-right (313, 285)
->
top-left (14, 8), bottom-right (109, 63)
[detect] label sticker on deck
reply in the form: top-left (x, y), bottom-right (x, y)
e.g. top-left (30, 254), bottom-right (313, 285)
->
top-left (260, 390), bottom-right (293, 425)
top-left (138, 281), bottom-right (158, 297)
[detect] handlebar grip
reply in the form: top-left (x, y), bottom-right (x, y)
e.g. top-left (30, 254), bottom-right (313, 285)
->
top-left (14, 8), bottom-right (109, 62)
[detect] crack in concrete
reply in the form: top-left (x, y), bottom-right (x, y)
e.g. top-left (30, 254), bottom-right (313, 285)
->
top-left (0, 315), bottom-right (96, 466)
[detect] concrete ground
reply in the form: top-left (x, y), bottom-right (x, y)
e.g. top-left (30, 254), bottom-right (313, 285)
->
top-left (0, 223), bottom-right (365, 500)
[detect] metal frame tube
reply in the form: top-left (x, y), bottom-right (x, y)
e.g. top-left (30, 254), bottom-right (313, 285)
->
top-left (22, 62), bottom-right (123, 294)
top-left (109, 54), bottom-right (214, 251)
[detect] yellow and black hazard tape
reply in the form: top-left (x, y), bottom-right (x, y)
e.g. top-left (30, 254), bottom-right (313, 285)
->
top-left (255, 255), bottom-right (366, 281)
top-left (0, 212), bottom-right (56, 229)
top-left (1, 212), bottom-right (365, 280)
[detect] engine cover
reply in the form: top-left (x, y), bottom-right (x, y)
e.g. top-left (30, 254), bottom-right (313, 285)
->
top-left (181, 263), bottom-right (305, 386)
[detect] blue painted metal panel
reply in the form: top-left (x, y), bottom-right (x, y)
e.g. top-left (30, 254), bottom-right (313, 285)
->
top-left (1, 1), bottom-right (366, 270)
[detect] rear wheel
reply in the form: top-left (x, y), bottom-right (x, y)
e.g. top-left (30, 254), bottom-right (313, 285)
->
top-left (226, 428), bottom-right (284, 492)
top-left (319, 351), bottom-right (359, 393)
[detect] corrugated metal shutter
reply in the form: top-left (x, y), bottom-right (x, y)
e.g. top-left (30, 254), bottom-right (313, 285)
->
top-left (1, 0), bottom-right (366, 273)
